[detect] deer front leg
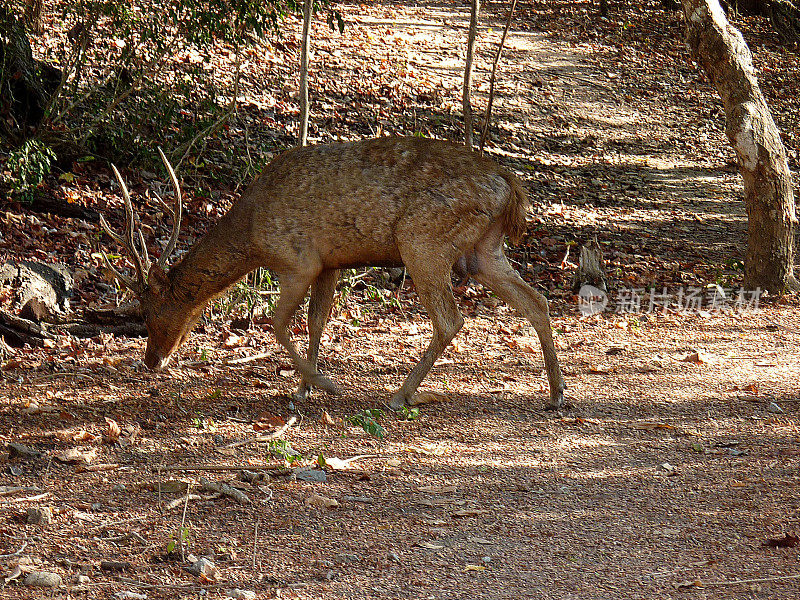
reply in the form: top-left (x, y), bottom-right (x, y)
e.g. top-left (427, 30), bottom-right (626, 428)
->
top-left (294, 268), bottom-right (339, 401)
top-left (273, 270), bottom-right (341, 397)
top-left (389, 265), bottom-right (464, 410)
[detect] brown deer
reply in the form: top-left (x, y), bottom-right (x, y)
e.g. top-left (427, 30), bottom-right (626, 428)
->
top-left (100, 137), bottom-right (565, 410)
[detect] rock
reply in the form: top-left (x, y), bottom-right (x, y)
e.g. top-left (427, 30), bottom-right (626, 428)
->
top-left (115, 592), bottom-right (147, 600)
top-left (225, 589), bottom-right (256, 600)
top-left (75, 574), bottom-right (91, 584)
top-left (24, 571), bottom-right (62, 587)
top-left (8, 442), bottom-right (42, 459)
top-left (295, 468), bottom-right (327, 483)
top-left (304, 493), bottom-right (338, 508)
top-left (26, 506), bottom-right (53, 525)
top-left (0, 260), bottom-right (73, 316)
top-left (186, 557), bottom-right (220, 580)
top-left (334, 552), bottom-right (360, 564)
top-left (767, 402), bottom-right (784, 414)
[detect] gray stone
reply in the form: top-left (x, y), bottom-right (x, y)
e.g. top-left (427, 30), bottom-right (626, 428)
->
top-left (26, 506), bottom-right (53, 525)
top-left (24, 571), bottom-right (63, 588)
top-left (295, 468), bottom-right (327, 483)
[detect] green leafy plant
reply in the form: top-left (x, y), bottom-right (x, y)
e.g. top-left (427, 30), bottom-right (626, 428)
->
top-left (191, 413), bottom-right (215, 430)
top-left (346, 409), bottom-right (386, 439)
top-left (397, 406), bottom-right (420, 421)
top-left (5, 140), bottom-right (56, 201)
top-left (166, 525), bottom-right (191, 554)
top-left (214, 267), bottom-right (278, 320)
top-left (267, 439), bottom-right (301, 464)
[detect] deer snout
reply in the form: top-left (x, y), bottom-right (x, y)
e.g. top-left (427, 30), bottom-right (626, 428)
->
top-left (144, 346), bottom-right (171, 371)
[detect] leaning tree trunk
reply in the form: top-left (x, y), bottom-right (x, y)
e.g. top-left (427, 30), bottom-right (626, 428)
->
top-left (463, 0), bottom-right (480, 150)
top-left (681, 0), bottom-right (798, 293)
top-left (298, 0), bottom-right (312, 147)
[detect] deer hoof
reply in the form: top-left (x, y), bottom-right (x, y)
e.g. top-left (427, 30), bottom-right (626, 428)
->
top-left (545, 388), bottom-right (565, 410)
top-left (293, 384), bottom-right (312, 403)
top-left (311, 374), bottom-right (341, 396)
top-left (388, 394), bottom-right (408, 411)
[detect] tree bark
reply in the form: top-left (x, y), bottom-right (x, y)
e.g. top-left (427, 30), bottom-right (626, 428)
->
top-left (24, 0), bottom-right (43, 34)
top-left (0, 8), bottom-right (60, 143)
top-left (681, 0), bottom-right (798, 293)
top-left (298, 0), bottom-right (312, 147)
top-left (463, 0), bottom-right (480, 150)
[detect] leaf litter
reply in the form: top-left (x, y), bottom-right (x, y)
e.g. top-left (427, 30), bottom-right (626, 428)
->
top-left (1, 1), bottom-right (800, 599)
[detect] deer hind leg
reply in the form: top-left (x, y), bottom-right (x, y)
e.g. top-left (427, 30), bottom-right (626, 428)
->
top-left (471, 244), bottom-right (565, 409)
top-left (294, 268), bottom-right (340, 401)
top-left (273, 270), bottom-right (341, 396)
top-left (389, 255), bottom-right (464, 410)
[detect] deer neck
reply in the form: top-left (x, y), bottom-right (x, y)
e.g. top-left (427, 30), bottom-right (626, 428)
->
top-left (166, 214), bottom-right (257, 308)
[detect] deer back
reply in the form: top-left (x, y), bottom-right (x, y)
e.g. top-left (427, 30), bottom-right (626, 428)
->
top-left (237, 137), bottom-right (527, 271)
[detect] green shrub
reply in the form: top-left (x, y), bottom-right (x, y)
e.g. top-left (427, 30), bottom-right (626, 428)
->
top-left (5, 139), bottom-right (55, 201)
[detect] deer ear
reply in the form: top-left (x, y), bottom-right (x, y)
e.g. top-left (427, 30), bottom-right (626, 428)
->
top-left (147, 264), bottom-right (169, 293)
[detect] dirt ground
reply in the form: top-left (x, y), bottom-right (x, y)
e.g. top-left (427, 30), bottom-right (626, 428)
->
top-left (2, 1), bottom-right (800, 599)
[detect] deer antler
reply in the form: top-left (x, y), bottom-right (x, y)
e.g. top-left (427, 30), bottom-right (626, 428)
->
top-left (155, 147), bottom-right (182, 269)
top-left (99, 164), bottom-right (148, 292)
top-left (99, 148), bottom-right (183, 292)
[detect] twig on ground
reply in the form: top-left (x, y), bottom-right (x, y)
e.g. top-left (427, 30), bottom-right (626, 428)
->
top-left (0, 540), bottom-right (28, 559)
top-left (216, 415), bottom-right (298, 450)
top-left (225, 352), bottom-right (272, 365)
top-left (155, 464), bottom-right (288, 473)
top-left (702, 573), bottom-right (800, 587)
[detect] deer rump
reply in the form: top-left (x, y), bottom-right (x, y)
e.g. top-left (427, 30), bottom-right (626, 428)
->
top-left (102, 137), bottom-right (565, 410)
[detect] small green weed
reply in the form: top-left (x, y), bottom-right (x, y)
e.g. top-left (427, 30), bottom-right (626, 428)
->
top-left (166, 525), bottom-right (191, 555)
top-left (346, 409), bottom-right (386, 439)
top-left (397, 406), bottom-right (420, 421)
top-left (267, 439), bottom-right (301, 465)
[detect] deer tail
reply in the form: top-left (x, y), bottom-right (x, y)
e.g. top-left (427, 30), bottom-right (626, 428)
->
top-left (501, 173), bottom-right (530, 245)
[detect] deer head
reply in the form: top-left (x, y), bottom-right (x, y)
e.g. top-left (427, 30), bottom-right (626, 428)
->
top-left (99, 149), bottom-right (187, 371)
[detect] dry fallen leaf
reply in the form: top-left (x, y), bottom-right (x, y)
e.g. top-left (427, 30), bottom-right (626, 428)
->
top-left (416, 541), bottom-right (445, 550)
top-left (223, 333), bottom-right (245, 348)
top-left (679, 351), bottom-right (717, 364)
top-left (105, 417), bottom-right (121, 443)
top-left (321, 410), bottom-right (335, 425)
top-left (409, 390), bottom-right (450, 406)
top-left (675, 580), bottom-right (704, 589)
top-left (253, 412), bottom-right (284, 432)
top-left (53, 447), bottom-right (97, 465)
top-left (73, 429), bottom-right (99, 443)
top-left (324, 454), bottom-right (375, 470)
top-left (305, 494), bottom-right (339, 509)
